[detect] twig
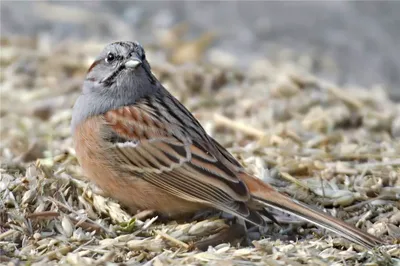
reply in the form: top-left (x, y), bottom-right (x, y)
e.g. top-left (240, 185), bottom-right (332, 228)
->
top-left (343, 196), bottom-right (384, 211)
top-left (280, 172), bottom-right (310, 191)
top-left (319, 81), bottom-right (363, 109)
top-left (71, 217), bottom-right (103, 233)
top-left (94, 251), bottom-right (115, 265)
top-left (155, 230), bottom-right (189, 249)
top-left (130, 216), bottom-right (159, 237)
top-left (72, 238), bottom-right (96, 254)
top-left (0, 229), bottom-right (16, 240)
top-left (213, 113), bottom-right (265, 138)
top-left (26, 211), bottom-right (59, 219)
top-left (34, 246), bottom-right (72, 261)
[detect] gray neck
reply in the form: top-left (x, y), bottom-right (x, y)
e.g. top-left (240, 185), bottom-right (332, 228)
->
top-left (71, 93), bottom-right (118, 133)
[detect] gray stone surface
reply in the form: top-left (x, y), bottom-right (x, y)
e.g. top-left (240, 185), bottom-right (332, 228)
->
top-left (1, 1), bottom-right (399, 99)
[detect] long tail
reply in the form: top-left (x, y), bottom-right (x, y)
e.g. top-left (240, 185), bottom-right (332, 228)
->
top-left (240, 174), bottom-right (384, 248)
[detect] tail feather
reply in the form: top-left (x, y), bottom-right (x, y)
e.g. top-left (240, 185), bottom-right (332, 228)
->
top-left (241, 174), bottom-right (384, 248)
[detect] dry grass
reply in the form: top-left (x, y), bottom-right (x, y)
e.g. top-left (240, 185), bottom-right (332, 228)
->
top-left (1, 34), bottom-right (399, 265)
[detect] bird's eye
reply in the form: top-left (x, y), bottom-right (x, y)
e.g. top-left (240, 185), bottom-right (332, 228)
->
top-left (105, 52), bottom-right (115, 63)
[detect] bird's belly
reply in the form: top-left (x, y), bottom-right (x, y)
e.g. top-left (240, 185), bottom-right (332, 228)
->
top-left (87, 165), bottom-right (205, 216)
top-left (79, 155), bottom-right (206, 216)
top-left (73, 118), bottom-right (205, 217)
top-left (108, 175), bottom-right (205, 216)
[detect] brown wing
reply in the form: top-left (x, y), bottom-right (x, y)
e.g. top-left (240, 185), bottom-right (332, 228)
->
top-left (209, 137), bottom-right (244, 170)
top-left (101, 97), bottom-right (265, 225)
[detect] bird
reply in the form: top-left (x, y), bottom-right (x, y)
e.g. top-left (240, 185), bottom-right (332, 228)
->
top-left (71, 41), bottom-right (384, 249)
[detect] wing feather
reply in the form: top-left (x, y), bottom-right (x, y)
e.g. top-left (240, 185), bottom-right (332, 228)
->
top-left (101, 98), bottom-right (264, 225)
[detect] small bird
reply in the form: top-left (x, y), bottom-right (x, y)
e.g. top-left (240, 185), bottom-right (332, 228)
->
top-left (72, 41), bottom-right (383, 248)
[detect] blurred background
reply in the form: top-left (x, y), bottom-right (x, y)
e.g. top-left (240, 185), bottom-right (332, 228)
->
top-left (1, 1), bottom-right (400, 99)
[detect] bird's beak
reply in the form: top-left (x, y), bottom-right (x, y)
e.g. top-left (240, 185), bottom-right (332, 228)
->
top-left (125, 58), bottom-right (142, 69)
